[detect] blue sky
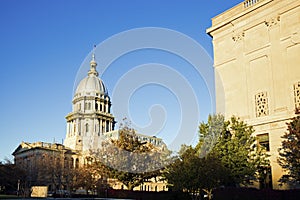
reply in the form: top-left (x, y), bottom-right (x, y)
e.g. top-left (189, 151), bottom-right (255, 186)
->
top-left (0, 0), bottom-right (242, 161)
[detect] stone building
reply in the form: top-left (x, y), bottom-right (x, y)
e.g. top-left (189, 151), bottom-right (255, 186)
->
top-left (12, 141), bottom-right (80, 192)
top-left (13, 50), bottom-right (167, 193)
top-left (207, 0), bottom-right (300, 189)
top-left (64, 52), bottom-right (116, 153)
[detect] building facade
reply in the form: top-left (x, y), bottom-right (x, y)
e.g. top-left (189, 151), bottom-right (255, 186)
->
top-left (13, 51), bottom-right (167, 193)
top-left (64, 53), bottom-right (115, 153)
top-left (207, 0), bottom-right (300, 189)
top-left (12, 142), bottom-right (80, 192)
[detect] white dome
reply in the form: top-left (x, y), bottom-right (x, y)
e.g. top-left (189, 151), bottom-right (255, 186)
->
top-left (74, 52), bottom-right (109, 97)
top-left (75, 75), bottom-right (108, 96)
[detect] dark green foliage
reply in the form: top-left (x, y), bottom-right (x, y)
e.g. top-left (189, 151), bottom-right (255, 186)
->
top-left (164, 146), bottom-right (227, 200)
top-left (278, 110), bottom-right (300, 187)
top-left (199, 115), bottom-right (269, 187)
top-left (164, 114), bottom-right (269, 199)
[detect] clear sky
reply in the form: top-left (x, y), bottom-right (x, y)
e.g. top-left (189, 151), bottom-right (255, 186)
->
top-left (0, 0), bottom-right (242, 161)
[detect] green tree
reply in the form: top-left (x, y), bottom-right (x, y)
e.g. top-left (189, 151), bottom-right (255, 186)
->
top-left (196, 114), bottom-right (225, 157)
top-left (164, 146), bottom-right (227, 200)
top-left (199, 115), bottom-right (269, 187)
top-left (164, 146), bottom-right (201, 199)
top-left (278, 109), bottom-right (300, 187)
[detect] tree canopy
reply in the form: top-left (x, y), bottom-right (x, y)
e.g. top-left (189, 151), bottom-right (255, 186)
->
top-left (164, 114), bottom-right (270, 199)
top-left (94, 118), bottom-right (169, 190)
top-left (278, 110), bottom-right (300, 187)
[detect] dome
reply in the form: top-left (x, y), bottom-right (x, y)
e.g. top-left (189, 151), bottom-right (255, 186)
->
top-left (74, 51), bottom-right (108, 97)
top-left (75, 75), bottom-right (108, 96)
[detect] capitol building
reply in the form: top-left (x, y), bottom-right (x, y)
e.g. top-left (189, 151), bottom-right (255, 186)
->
top-left (12, 51), bottom-right (166, 193)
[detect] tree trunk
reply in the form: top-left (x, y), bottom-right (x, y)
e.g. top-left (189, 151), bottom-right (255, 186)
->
top-left (203, 188), bottom-right (213, 200)
top-left (127, 183), bottom-right (134, 191)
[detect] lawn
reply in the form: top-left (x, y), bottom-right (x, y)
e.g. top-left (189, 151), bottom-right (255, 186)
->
top-left (0, 194), bottom-right (19, 199)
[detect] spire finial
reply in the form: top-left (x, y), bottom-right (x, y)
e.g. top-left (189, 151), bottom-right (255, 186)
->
top-left (88, 45), bottom-right (98, 77)
top-left (92, 44), bottom-right (96, 61)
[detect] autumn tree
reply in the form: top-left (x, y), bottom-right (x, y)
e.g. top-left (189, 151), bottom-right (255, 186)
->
top-left (278, 109), bottom-right (300, 187)
top-left (73, 160), bottom-right (110, 195)
top-left (95, 118), bottom-right (169, 190)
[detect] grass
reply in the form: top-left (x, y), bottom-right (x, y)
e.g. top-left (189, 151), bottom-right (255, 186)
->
top-left (0, 194), bottom-right (19, 199)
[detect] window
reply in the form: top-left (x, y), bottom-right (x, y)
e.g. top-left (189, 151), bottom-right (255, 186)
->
top-left (85, 123), bottom-right (89, 133)
top-left (257, 133), bottom-right (270, 151)
top-left (85, 102), bottom-right (91, 110)
top-left (294, 81), bottom-right (300, 110)
top-left (75, 158), bottom-right (79, 168)
top-left (106, 121), bottom-right (110, 132)
top-left (255, 92), bottom-right (269, 117)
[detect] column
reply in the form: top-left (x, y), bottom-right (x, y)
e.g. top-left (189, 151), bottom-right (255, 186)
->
top-left (100, 119), bottom-right (102, 134)
top-left (67, 122), bottom-right (70, 136)
top-left (104, 119), bottom-right (107, 133)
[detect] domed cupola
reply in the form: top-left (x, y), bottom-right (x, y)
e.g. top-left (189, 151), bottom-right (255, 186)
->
top-left (74, 53), bottom-right (109, 100)
top-left (64, 49), bottom-right (115, 152)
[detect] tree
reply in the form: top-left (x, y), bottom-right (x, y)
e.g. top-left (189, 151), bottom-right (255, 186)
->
top-left (201, 115), bottom-right (269, 187)
top-left (95, 118), bottom-right (169, 190)
top-left (164, 115), bottom-right (270, 199)
top-left (164, 146), bottom-right (227, 200)
top-left (278, 109), bottom-right (300, 187)
top-left (197, 114), bottom-right (270, 188)
top-left (73, 160), bottom-right (110, 195)
top-left (0, 159), bottom-right (26, 195)
top-left (196, 114), bottom-right (225, 157)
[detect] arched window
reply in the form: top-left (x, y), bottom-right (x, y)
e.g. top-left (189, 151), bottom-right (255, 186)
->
top-left (85, 123), bottom-right (89, 133)
top-left (75, 158), bottom-right (79, 168)
top-left (95, 102), bottom-right (98, 111)
top-left (100, 104), bottom-right (103, 111)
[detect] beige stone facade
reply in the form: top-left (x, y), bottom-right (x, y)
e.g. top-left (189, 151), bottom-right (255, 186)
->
top-left (207, 0), bottom-right (300, 189)
top-left (12, 53), bottom-right (168, 193)
top-left (12, 142), bottom-right (81, 191)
